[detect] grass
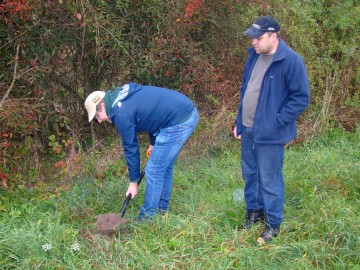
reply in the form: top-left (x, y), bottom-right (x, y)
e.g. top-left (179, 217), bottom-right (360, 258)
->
top-left (0, 128), bottom-right (359, 269)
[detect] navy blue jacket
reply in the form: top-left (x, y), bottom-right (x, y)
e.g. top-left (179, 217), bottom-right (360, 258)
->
top-left (109, 82), bottom-right (194, 182)
top-left (235, 39), bottom-right (310, 144)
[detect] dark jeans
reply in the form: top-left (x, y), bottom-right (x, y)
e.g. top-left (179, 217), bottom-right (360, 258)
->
top-left (241, 125), bottom-right (285, 227)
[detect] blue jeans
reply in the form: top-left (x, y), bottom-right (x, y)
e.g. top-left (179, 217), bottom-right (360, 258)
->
top-left (241, 125), bottom-right (285, 228)
top-left (138, 108), bottom-right (199, 220)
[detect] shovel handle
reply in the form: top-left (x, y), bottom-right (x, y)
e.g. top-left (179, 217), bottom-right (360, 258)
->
top-left (137, 170), bottom-right (145, 185)
top-left (119, 169), bottom-right (146, 217)
top-left (119, 193), bottom-right (132, 217)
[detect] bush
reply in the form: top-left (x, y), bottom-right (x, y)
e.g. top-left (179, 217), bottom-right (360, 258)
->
top-left (0, 0), bottom-right (359, 186)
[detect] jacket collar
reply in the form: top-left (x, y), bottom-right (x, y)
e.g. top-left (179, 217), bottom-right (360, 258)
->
top-left (104, 86), bottom-right (121, 116)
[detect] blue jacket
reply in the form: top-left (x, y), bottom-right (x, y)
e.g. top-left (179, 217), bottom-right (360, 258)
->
top-left (235, 39), bottom-right (310, 144)
top-left (109, 82), bottom-right (194, 182)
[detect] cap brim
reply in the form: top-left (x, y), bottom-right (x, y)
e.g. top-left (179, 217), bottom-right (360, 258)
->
top-left (244, 27), bottom-right (266, 39)
top-left (88, 111), bottom-right (96, 122)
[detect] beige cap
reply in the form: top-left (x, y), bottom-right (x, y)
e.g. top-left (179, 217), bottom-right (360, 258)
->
top-left (84, 91), bottom-right (106, 122)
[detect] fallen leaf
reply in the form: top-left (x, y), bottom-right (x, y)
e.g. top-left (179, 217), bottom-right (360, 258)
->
top-left (256, 237), bottom-right (266, 246)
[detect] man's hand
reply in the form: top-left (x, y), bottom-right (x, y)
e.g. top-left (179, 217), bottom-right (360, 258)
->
top-left (126, 182), bottom-right (138, 199)
top-left (233, 126), bottom-right (241, 140)
top-left (146, 145), bottom-right (154, 158)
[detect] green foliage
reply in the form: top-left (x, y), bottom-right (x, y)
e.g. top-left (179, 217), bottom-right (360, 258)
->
top-left (0, 128), bottom-right (359, 268)
top-left (48, 135), bottom-right (62, 155)
top-left (0, 0), bottom-right (359, 188)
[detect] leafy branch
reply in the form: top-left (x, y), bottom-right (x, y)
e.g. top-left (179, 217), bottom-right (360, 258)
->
top-left (0, 43), bottom-right (19, 109)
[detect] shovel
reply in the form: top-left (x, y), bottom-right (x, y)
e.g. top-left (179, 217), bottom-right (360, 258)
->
top-left (96, 170), bottom-right (145, 231)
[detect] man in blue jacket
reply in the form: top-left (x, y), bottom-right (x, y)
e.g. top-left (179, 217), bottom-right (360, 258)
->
top-left (233, 16), bottom-right (310, 243)
top-left (85, 83), bottom-right (199, 221)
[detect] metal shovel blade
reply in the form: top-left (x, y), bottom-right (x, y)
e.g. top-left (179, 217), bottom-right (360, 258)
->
top-left (96, 213), bottom-right (131, 231)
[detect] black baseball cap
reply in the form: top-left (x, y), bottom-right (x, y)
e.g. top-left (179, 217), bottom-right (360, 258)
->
top-left (244, 16), bottom-right (280, 39)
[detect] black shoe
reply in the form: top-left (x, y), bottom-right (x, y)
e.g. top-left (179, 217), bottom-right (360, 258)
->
top-left (245, 210), bottom-right (265, 230)
top-left (257, 225), bottom-right (280, 245)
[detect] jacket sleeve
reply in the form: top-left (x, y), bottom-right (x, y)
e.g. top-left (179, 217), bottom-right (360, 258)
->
top-left (235, 55), bottom-right (252, 135)
top-left (276, 55), bottom-right (310, 127)
top-left (235, 94), bottom-right (243, 135)
top-left (113, 114), bottom-right (141, 182)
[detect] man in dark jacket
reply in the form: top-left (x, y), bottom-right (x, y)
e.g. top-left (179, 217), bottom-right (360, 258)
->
top-left (85, 83), bottom-right (199, 221)
top-left (233, 16), bottom-right (310, 244)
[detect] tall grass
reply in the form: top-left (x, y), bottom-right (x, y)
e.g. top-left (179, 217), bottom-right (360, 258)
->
top-left (0, 128), bottom-right (359, 269)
